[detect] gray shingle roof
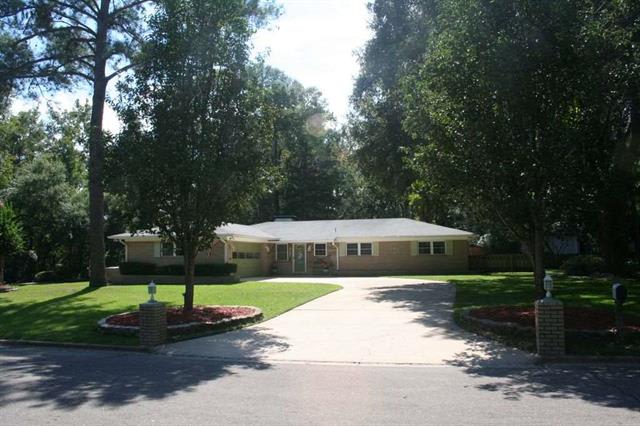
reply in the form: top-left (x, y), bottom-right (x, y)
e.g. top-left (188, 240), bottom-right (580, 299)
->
top-left (215, 223), bottom-right (277, 240)
top-left (251, 218), bottom-right (473, 242)
top-left (108, 218), bottom-right (472, 242)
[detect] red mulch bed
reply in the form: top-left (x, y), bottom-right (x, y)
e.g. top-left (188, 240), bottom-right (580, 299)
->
top-left (470, 306), bottom-right (640, 332)
top-left (106, 306), bottom-right (256, 327)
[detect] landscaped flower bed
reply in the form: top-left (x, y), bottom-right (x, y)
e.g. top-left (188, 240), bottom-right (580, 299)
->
top-left (468, 305), bottom-right (640, 333)
top-left (98, 305), bottom-right (262, 336)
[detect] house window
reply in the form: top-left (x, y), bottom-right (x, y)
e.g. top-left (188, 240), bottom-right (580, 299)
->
top-left (314, 243), bottom-right (327, 256)
top-left (346, 243), bottom-right (359, 256)
top-left (360, 243), bottom-right (372, 256)
top-left (346, 243), bottom-right (373, 256)
top-left (418, 242), bottom-right (431, 255)
top-left (161, 242), bottom-right (175, 257)
top-left (232, 251), bottom-right (260, 259)
top-left (433, 241), bottom-right (446, 255)
top-left (276, 244), bottom-right (288, 261)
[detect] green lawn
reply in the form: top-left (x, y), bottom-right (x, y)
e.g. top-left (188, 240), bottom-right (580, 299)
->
top-left (396, 272), bottom-right (640, 356)
top-left (0, 281), bottom-right (341, 346)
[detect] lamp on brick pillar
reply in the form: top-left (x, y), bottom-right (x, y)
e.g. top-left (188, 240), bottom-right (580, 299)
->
top-left (544, 274), bottom-right (553, 298)
top-left (535, 274), bottom-right (565, 357)
top-left (148, 281), bottom-right (157, 302)
top-left (139, 281), bottom-right (166, 347)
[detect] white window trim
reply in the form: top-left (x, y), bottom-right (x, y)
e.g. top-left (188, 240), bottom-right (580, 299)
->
top-left (314, 243), bottom-right (327, 257)
top-left (160, 242), bottom-right (177, 257)
top-left (432, 241), bottom-right (446, 255)
top-left (418, 241), bottom-right (431, 255)
top-left (418, 240), bottom-right (447, 255)
top-left (276, 243), bottom-right (288, 261)
top-left (346, 242), bottom-right (373, 256)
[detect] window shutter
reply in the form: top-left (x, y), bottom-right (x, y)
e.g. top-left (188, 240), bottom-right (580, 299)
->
top-left (372, 242), bottom-right (379, 256)
top-left (410, 241), bottom-right (418, 256)
top-left (339, 243), bottom-right (347, 257)
top-left (445, 240), bottom-right (453, 255)
top-left (153, 242), bottom-right (161, 257)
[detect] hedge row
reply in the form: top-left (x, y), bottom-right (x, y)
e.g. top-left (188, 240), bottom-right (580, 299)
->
top-left (119, 262), bottom-right (237, 276)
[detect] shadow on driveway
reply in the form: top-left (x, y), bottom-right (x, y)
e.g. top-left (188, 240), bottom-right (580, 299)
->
top-left (0, 327), bottom-right (286, 410)
top-left (368, 280), bottom-right (640, 411)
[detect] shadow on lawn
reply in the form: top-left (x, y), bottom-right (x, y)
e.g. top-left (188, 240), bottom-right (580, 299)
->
top-left (0, 331), bottom-right (281, 409)
top-left (368, 281), bottom-right (640, 411)
top-left (0, 288), bottom-right (136, 344)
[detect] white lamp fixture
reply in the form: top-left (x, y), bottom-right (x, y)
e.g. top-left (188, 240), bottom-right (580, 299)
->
top-left (148, 281), bottom-right (157, 302)
top-left (543, 274), bottom-right (553, 298)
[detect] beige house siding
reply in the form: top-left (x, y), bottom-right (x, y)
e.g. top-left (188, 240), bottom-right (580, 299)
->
top-left (125, 241), bottom-right (224, 265)
top-left (124, 238), bottom-right (469, 277)
top-left (337, 240), bottom-right (468, 274)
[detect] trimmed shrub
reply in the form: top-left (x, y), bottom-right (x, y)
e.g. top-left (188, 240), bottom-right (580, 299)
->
top-left (195, 263), bottom-right (237, 276)
top-left (119, 262), bottom-right (237, 276)
top-left (156, 264), bottom-right (185, 275)
top-left (560, 255), bottom-right (606, 276)
top-left (119, 262), bottom-right (157, 275)
top-left (34, 270), bottom-right (57, 283)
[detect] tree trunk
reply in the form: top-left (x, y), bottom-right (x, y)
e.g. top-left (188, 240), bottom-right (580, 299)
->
top-left (533, 220), bottom-right (546, 299)
top-left (88, 0), bottom-right (111, 287)
top-left (0, 255), bottom-right (5, 285)
top-left (183, 252), bottom-right (196, 313)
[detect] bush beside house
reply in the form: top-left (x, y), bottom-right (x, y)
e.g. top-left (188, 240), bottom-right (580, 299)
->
top-left (560, 255), bottom-right (607, 276)
top-left (119, 261), bottom-right (237, 276)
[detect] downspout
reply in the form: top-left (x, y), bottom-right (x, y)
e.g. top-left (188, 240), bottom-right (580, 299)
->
top-left (117, 240), bottom-right (128, 262)
top-left (334, 239), bottom-right (340, 271)
top-left (219, 236), bottom-right (232, 263)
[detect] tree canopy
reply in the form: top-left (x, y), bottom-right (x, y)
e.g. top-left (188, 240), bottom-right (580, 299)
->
top-left (113, 0), bottom-right (275, 311)
top-left (1, 0), bottom-right (151, 287)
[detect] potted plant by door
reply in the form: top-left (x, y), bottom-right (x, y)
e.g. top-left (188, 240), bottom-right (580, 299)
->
top-left (270, 262), bottom-right (278, 275)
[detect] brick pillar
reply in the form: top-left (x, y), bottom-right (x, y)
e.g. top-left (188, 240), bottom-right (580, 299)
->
top-left (139, 302), bottom-right (167, 347)
top-left (535, 298), bottom-right (565, 357)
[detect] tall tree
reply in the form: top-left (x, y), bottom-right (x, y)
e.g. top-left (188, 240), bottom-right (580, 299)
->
top-left (0, 202), bottom-right (24, 285)
top-left (1, 0), bottom-right (149, 287)
top-left (7, 154), bottom-right (83, 272)
top-left (250, 66), bottom-right (343, 221)
top-left (403, 0), bottom-right (639, 294)
top-left (115, 0), bottom-right (274, 312)
top-left (350, 0), bottom-right (436, 218)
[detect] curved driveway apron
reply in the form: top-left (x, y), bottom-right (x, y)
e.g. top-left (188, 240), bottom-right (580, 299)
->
top-left (159, 277), bottom-right (534, 366)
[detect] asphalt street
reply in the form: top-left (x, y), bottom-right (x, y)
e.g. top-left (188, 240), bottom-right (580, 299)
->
top-left (1, 345), bottom-right (639, 425)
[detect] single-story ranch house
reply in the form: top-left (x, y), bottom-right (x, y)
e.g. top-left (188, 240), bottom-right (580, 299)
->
top-left (107, 218), bottom-right (474, 280)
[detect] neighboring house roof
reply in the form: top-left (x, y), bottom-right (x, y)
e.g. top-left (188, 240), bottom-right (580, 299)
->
top-left (252, 218), bottom-right (473, 243)
top-left (108, 218), bottom-right (473, 243)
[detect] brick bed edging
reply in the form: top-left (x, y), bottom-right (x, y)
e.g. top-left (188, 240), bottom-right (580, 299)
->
top-left (97, 305), bottom-right (263, 336)
top-left (459, 307), bottom-right (633, 336)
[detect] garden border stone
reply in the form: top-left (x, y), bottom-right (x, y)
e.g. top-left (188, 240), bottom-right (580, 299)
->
top-left (98, 305), bottom-right (263, 336)
top-left (460, 306), bottom-right (638, 336)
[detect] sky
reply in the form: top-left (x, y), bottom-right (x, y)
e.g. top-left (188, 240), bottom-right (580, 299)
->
top-left (12, 0), bottom-right (373, 132)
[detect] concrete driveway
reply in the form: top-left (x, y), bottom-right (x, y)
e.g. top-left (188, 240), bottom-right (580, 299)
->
top-left (159, 277), bottom-right (534, 366)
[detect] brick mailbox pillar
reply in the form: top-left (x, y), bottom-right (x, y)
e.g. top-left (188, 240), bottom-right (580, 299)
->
top-left (535, 297), bottom-right (565, 357)
top-left (139, 301), bottom-right (167, 347)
